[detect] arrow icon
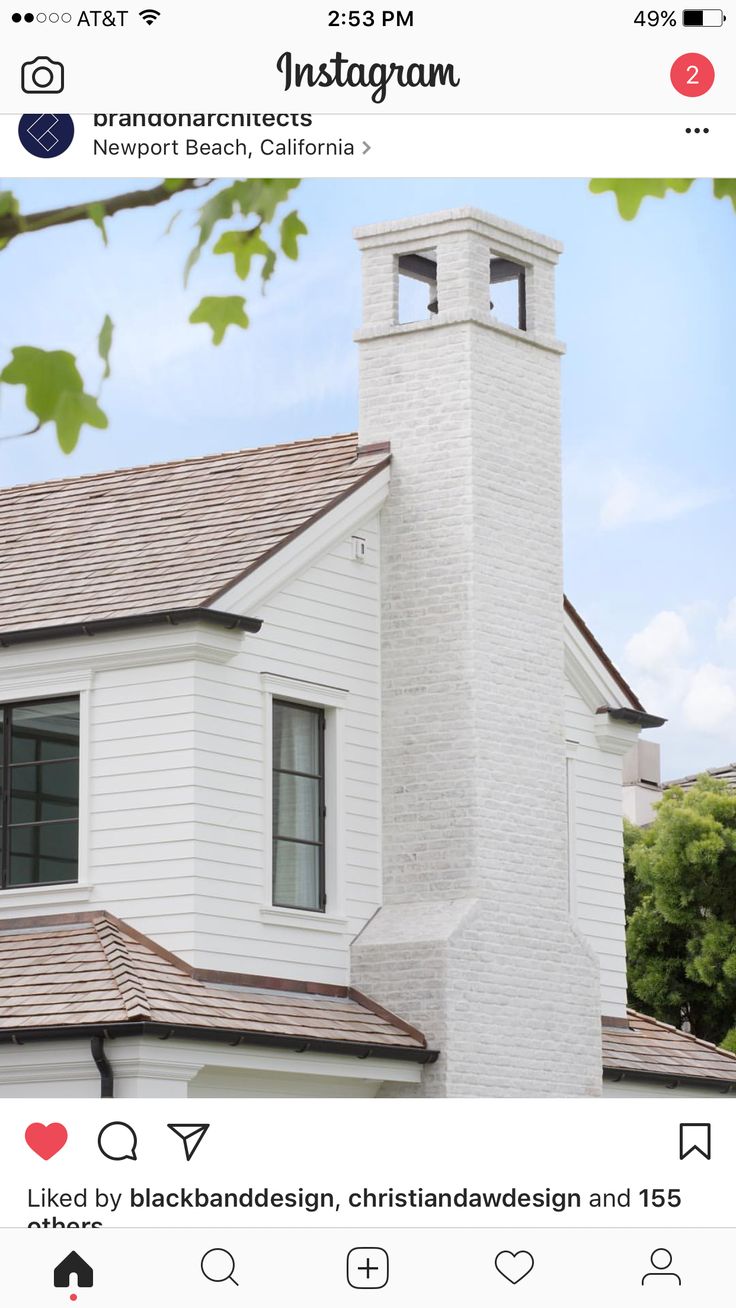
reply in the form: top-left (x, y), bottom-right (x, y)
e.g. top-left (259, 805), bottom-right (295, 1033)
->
top-left (363, 141), bottom-right (371, 153)
top-left (167, 1122), bottom-right (210, 1161)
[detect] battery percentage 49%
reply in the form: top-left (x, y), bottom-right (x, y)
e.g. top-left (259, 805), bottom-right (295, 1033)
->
top-left (634, 9), bottom-right (677, 22)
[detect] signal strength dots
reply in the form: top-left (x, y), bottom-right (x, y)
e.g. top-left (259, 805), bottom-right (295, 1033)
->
top-left (139, 7), bottom-right (161, 23)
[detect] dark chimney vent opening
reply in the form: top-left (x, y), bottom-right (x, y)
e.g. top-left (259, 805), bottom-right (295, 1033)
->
top-left (398, 250), bottom-right (438, 323)
top-left (490, 256), bottom-right (527, 331)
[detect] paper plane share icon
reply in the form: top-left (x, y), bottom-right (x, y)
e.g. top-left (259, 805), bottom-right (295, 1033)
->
top-left (167, 1122), bottom-right (210, 1161)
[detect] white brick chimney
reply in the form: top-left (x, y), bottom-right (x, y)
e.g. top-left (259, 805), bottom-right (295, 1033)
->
top-left (350, 208), bottom-right (602, 1096)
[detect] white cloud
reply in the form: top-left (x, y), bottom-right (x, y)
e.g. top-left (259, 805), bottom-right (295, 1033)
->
top-left (625, 610), bottom-right (691, 674)
top-left (599, 470), bottom-right (722, 530)
top-left (683, 664), bottom-right (736, 733)
top-left (622, 605), bottom-right (736, 761)
top-left (717, 598), bottom-right (736, 641)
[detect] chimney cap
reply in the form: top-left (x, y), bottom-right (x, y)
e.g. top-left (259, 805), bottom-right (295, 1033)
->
top-left (353, 206), bottom-right (563, 261)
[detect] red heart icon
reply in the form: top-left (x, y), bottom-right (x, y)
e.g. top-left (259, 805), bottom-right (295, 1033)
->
top-left (25, 1122), bottom-right (68, 1160)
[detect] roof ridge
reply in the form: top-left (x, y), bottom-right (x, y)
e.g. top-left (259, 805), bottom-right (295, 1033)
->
top-left (0, 430), bottom-right (360, 497)
top-left (628, 1007), bottom-right (736, 1063)
top-left (94, 916), bottom-right (153, 1022)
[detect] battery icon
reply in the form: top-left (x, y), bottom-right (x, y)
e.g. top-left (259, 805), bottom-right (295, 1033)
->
top-left (683, 8), bottom-right (726, 22)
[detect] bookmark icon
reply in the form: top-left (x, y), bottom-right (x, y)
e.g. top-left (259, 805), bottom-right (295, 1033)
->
top-left (679, 1122), bottom-right (711, 1160)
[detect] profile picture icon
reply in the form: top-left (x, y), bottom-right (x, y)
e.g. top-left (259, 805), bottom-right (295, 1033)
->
top-left (18, 113), bottom-right (75, 158)
top-left (642, 1248), bottom-right (682, 1285)
top-left (21, 55), bottom-right (64, 93)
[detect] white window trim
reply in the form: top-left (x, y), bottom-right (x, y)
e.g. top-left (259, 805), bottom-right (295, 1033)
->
top-left (259, 673), bottom-right (348, 924)
top-left (0, 673), bottom-right (93, 913)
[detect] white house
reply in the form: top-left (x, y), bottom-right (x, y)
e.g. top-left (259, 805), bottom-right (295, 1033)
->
top-left (1, 205), bottom-right (734, 1098)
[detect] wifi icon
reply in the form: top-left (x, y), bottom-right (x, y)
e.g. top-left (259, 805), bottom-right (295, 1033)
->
top-left (139, 7), bottom-right (160, 23)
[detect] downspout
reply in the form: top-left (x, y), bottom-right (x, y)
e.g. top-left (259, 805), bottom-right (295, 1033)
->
top-left (90, 1035), bottom-right (114, 1098)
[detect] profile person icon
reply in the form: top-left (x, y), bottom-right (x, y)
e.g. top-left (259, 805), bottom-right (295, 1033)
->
top-left (642, 1249), bottom-right (681, 1285)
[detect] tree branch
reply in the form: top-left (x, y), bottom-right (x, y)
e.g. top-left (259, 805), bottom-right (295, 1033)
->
top-left (0, 178), bottom-right (213, 245)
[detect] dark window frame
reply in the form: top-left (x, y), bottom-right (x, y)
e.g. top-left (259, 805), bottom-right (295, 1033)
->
top-left (0, 694), bottom-right (80, 890)
top-left (272, 698), bottom-right (326, 913)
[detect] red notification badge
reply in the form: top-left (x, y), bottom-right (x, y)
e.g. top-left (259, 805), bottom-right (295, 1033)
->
top-left (671, 52), bottom-right (715, 96)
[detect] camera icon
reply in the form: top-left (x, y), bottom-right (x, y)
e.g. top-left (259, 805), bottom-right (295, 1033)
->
top-left (21, 56), bottom-right (65, 94)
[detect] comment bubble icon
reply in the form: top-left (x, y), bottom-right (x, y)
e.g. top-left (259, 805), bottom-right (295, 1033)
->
top-left (98, 1120), bottom-right (138, 1161)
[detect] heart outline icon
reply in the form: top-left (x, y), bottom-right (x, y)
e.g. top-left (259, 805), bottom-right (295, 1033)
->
top-left (25, 1122), bottom-right (68, 1160)
top-left (494, 1250), bottom-right (535, 1284)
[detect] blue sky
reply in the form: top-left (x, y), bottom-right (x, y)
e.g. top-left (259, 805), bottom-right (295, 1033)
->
top-left (2, 177), bottom-right (735, 777)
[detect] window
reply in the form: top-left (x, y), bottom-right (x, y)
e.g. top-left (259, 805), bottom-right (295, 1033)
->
top-left (0, 697), bottom-right (80, 888)
top-left (272, 700), bottom-right (325, 912)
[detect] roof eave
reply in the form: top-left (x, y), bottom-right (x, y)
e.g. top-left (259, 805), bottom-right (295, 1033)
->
top-left (596, 705), bottom-right (667, 730)
top-left (0, 606), bottom-right (262, 650)
top-left (0, 1020), bottom-right (438, 1065)
top-left (603, 1066), bottom-right (736, 1093)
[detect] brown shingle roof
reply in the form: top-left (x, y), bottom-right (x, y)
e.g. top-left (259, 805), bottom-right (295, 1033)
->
top-left (1, 430), bottom-right (653, 723)
top-left (665, 763), bottom-right (736, 793)
top-left (0, 912), bottom-right (432, 1060)
top-left (0, 433), bottom-right (390, 634)
top-left (603, 1009), bottom-right (736, 1087)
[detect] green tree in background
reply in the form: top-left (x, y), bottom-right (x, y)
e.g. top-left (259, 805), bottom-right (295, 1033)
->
top-left (0, 178), bottom-right (306, 452)
top-left (625, 774), bottom-right (736, 1049)
top-left (590, 178), bottom-right (736, 219)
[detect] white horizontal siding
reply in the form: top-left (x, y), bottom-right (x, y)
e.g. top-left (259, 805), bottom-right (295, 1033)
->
top-left (566, 679), bottom-right (627, 1020)
top-left (189, 518), bottom-right (382, 982)
top-left (0, 516), bottom-right (381, 989)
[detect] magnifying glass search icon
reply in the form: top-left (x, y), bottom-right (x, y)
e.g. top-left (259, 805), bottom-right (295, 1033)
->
top-left (201, 1248), bottom-right (239, 1286)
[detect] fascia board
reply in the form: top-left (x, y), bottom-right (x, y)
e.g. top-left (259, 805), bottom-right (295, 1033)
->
top-left (211, 466), bottom-right (390, 616)
top-left (564, 608), bottom-right (633, 714)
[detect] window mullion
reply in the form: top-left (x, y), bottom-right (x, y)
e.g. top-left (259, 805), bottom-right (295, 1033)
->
top-left (0, 697), bottom-right (80, 890)
top-left (272, 699), bottom-right (327, 913)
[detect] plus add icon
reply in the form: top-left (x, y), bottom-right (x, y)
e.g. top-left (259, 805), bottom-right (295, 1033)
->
top-left (346, 1247), bottom-right (390, 1290)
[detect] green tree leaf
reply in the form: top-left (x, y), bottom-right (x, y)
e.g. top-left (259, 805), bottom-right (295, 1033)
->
top-left (184, 179), bottom-right (302, 283)
top-left (55, 389), bottom-right (108, 454)
top-left (625, 777), bottom-right (736, 1045)
top-left (1, 178), bottom-right (305, 450)
top-left (0, 345), bottom-right (109, 452)
top-left (213, 229), bottom-right (275, 282)
top-left (98, 314), bottom-right (114, 381)
top-left (280, 210), bottom-right (308, 260)
top-left (184, 184), bottom-right (240, 284)
top-left (0, 190), bottom-right (19, 218)
top-left (188, 295), bottom-right (249, 344)
top-left (1, 347), bottom-right (83, 424)
top-left (589, 178), bottom-right (694, 219)
top-left (87, 201), bottom-right (108, 246)
top-left (713, 179), bottom-right (736, 210)
top-left (0, 191), bottom-right (19, 251)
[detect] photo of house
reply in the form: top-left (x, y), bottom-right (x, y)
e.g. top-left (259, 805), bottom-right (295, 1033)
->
top-left (1, 185), bottom-right (735, 1098)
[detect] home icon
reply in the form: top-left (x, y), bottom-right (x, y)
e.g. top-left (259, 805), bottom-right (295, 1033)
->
top-left (54, 1251), bottom-right (94, 1288)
